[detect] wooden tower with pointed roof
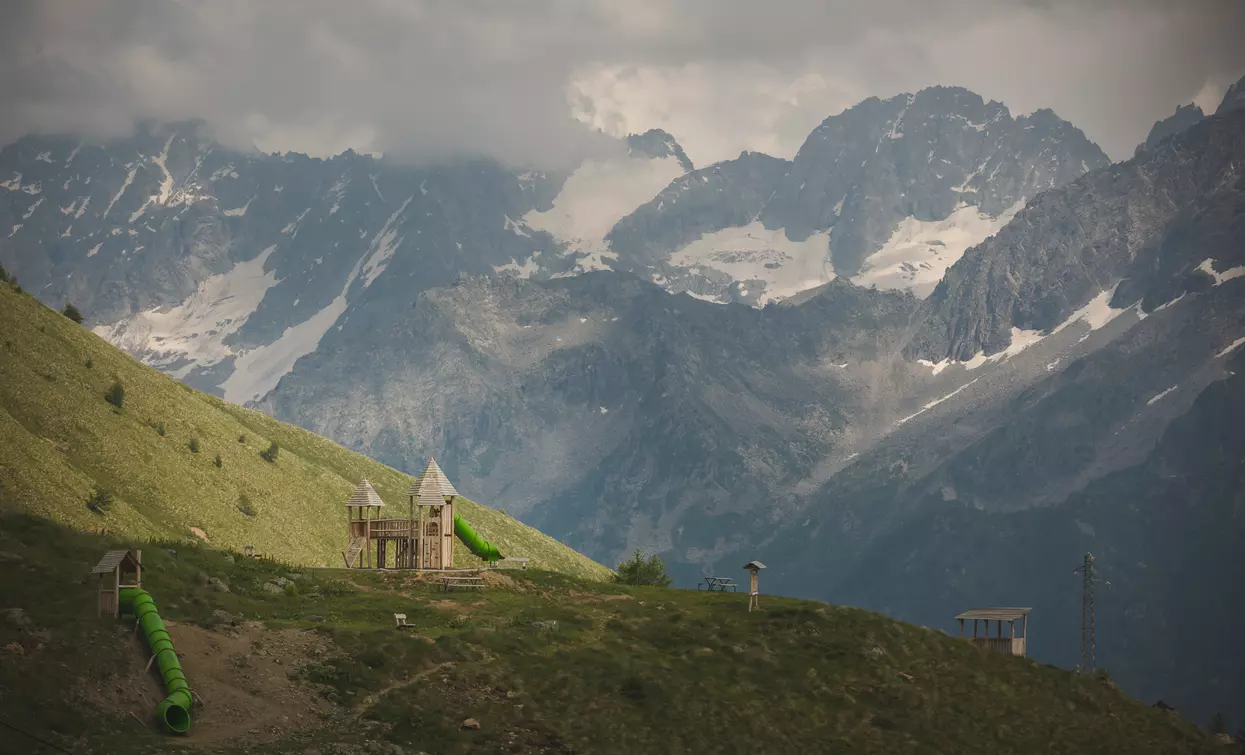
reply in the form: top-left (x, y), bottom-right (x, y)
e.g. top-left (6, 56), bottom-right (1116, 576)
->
top-left (408, 458), bottom-right (458, 569)
top-left (343, 478), bottom-right (385, 568)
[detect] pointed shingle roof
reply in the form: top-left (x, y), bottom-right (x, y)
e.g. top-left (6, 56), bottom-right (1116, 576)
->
top-left (407, 458), bottom-right (458, 506)
top-left (91, 549), bottom-right (138, 574)
top-left (344, 478), bottom-right (385, 507)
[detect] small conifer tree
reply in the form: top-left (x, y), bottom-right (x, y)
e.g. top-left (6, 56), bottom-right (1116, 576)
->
top-left (104, 380), bottom-right (125, 409)
top-left (260, 440), bottom-right (279, 463)
top-left (62, 303), bottom-right (84, 324)
top-left (612, 549), bottom-right (673, 587)
top-left (214, 453), bottom-right (222, 468)
top-left (189, 437), bottom-right (200, 453)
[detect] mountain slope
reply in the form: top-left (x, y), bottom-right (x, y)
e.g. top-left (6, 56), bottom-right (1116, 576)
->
top-left (0, 513), bottom-right (1223, 754)
top-left (908, 107), bottom-right (1245, 363)
top-left (821, 344), bottom-right (1245, 721)
top-left (0, 280), bottom-right (609, 579)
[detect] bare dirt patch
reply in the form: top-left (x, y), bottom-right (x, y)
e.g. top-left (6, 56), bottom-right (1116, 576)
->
top-left (82, 620), bottom-right (336, 748)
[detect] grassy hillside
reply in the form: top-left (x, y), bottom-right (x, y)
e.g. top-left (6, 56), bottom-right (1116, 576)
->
top-left (0, 282), bottom-right (609, 580)
top-left (0, 512), bottom-right (1227, 755)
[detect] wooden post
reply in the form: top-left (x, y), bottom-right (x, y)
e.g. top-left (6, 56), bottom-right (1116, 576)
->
top-left (959, 619), bottom-right (964, 637)
top-left (747, 567), bottom-right (760, 612)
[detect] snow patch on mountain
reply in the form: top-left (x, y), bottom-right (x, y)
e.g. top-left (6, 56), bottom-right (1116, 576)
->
top-left (495, 254), bottom-right (541, 278)
top-left (668, 223), bottom-right (835, 306)
top-left (103, 165), bottom-right (137, 218)
top-left (360, 196), bottom-right (413, 288)
top-left (1216, 336), bottom-right (1245, 359)
top-left (896, 377), bottom-right (981, 426)
top-left (1146, 386), bottom-right (1178, 406)
top-left (223, 197), bottom-right (253, 217)
top-left (93, 246), bottom-right (280, 379)
top-left (852, 201), bottom-right (1024, 297)
top-left (1197, 258), bottom-right (1245, 286)
top-left (221, 243), bottom-right (372, 404)
top-left (523, 155), bottom-right (686, 258)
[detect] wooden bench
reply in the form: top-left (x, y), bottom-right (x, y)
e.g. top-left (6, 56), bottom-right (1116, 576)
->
top-left (490, 558), bottom-right (529, 570)
top-left (442, 576), bottom-right (485, 592)
top-left (394, 613), bottom-right (414, 629)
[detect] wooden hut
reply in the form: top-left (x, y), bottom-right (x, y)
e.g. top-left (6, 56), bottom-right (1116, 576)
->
top-left (408, 458), bottom-right (458, 570)
top-left (956, 607), bottom-right (1031, 656)
top-left (743, 560), bottom-right (766, 612)
top-left (92, 549), bottom-right (141, 618)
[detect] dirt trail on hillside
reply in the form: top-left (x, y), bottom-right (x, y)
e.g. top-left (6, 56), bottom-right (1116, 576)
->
top-left (86, 620), bottom-right (335, 748)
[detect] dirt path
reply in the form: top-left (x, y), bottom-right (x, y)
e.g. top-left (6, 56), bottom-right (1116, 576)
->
top-left (354, 661), bottom-right (455, 716)
top-left (88, 620), bottom-right (336, 748)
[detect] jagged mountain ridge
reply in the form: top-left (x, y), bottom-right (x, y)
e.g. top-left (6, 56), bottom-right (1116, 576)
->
top-left (0, 121), bottom-right (693, 402)
top-left (603, 86), bottom-right (1108, 305)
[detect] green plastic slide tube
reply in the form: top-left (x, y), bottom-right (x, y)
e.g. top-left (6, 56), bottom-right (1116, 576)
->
top-left (453, 513), bottom-right (503, 562)
top-left (119, 588), bottom-right (192, 734)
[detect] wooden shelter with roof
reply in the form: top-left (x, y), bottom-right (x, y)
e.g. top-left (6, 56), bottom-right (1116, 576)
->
top-left (92, 549), bottom-right (142, 618)
top-left (341, 459), bottom-right (476, 571)
top-left (956, 607), bottom-right (1031, 656)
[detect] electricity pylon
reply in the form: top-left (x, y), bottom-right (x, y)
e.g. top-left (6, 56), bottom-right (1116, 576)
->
top-left (1073, 551), bottom-right (1110, 674)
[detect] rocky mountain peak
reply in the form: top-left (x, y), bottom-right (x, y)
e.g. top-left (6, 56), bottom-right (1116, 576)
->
top-left (1135, 103), bottom-right (1206, 155)
top-left (626, 129), bottom-right (695, 172)
top-left (1218, 73), bottom-right (1245, 114)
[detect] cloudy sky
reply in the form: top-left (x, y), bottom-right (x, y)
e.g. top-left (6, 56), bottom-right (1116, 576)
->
top-left (2, 0), bottom-right (1243, 169)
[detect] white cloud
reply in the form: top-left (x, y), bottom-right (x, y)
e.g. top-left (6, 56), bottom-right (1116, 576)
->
top-left (1, 0), bottom-right (1242, 167)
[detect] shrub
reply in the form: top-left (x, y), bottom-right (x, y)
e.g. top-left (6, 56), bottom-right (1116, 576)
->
top-left (238, 434), bottom-right (246, 444)
top-left (188, 437), bottom-right (200, 453)
top-left (0, 262), bottom-right (7, 283)
top-left (237, 493), bottom-right (256, 517)
top-left (613, 549), bottom-right (673, 587)
top-left (85, 358), bottom-right (93, 369)
top-left (86, 487), bottom-right (115, 514)
top-left (62, 303), bottom-right (84, 324)
top-left (260, 441), bottom-right (279, 463)
top-left (104, 380), bottom-right (125, 409)
top-left (214, 453), bottom-right (223, 468)
top-left (156, 422), bottom-right (166, 436)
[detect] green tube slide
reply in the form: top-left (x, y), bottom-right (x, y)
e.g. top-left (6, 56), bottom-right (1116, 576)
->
top-left (453, 513), bottom-right (503, 562)
top-left (119, 587), bottom-right (193, 734)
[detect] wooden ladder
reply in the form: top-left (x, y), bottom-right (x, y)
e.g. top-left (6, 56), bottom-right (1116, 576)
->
top-left (342, 537), bottom-right (365, 568)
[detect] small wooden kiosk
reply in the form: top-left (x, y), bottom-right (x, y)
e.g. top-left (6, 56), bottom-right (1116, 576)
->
top-left (92, 549), bottom-right (142, 618)
top-left (743, 560), bottom-right (766, 612)
top-left (956, 607), bottom-right (1031, 656)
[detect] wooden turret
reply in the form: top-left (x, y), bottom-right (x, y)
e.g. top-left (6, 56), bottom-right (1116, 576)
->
top-left (343, 478), bottom-right (385, 568)
top-left (408, 458), bottom-right (458, 569)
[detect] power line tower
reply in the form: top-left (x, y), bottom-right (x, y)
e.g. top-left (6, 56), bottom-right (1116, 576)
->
top-left (1073, 551), bottom-right (1110, 674)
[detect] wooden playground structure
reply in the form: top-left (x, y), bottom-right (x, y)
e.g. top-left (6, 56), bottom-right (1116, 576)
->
top-left (342, 458), bottom-right (520, 573)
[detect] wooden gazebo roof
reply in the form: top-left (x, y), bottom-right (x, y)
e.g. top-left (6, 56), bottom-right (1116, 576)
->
top-left (955, 607), bottom-right (1032, 621)
top-left (407, 458), bottom-right (459, 506)
top-left (743, 560), bottom-right (767, 570)
top-left (344, 478), bottom-right (386, 508)
top-left (91, 550), bottom-right (138, 574)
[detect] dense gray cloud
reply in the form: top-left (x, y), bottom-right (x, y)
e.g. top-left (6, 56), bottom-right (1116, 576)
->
top-left (2, 0), bottom-right (1243, 168)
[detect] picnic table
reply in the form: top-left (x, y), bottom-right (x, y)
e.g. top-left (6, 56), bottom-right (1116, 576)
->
top-left (698, 576), bottom-right (738, 592)
top-left (441, 574), bottom-right (485, 592)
